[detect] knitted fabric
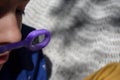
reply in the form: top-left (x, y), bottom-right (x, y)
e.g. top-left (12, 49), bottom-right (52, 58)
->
top-left (23, 0), bottom-right (120, 80)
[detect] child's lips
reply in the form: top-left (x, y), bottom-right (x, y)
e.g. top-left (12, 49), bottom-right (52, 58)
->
top-left (0, 51), bottom-right (10, 64)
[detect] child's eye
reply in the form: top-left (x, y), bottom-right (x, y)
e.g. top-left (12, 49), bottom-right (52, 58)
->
top-left (0, 7), bottom-right (7, 16)
top-left (16, 9), bottom-right (25, 15)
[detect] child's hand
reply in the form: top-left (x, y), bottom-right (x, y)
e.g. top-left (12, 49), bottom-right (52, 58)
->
top-left (84, 62), bottom-right (120, 80)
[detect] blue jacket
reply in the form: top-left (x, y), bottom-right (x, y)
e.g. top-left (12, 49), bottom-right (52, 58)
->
top-left (0, 24), bottom-right (48, 80)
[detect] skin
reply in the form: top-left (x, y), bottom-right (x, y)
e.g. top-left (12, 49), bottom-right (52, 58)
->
top-left (0, 0), bottom-right (29, 70)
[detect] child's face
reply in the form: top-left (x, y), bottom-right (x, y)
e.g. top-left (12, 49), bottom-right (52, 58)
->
top-left (0, 0), bottom-right (29, 69)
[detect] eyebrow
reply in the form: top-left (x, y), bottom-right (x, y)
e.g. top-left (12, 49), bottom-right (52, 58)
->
top-left (5, 0), bottom-right (30, 3)
top-left (21, 0), bottom-right (30, 2)
top-left (18, 0), bottom-right (29, 2)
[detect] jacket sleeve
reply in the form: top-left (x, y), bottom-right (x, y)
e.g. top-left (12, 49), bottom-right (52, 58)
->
top-left (16, 24), bottom-right (48, 80)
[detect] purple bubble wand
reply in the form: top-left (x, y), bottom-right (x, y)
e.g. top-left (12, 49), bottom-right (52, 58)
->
top-left (0, 29), bottom-right (51, 53)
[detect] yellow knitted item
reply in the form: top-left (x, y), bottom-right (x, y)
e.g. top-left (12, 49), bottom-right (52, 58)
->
top-left (84, 62), bottom-right (120, 80)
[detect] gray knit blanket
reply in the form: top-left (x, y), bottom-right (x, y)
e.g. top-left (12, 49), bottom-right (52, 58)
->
top-left (23, 0), bottom-right (120, 80)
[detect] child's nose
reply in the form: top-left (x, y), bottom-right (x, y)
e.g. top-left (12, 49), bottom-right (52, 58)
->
top-left (0, 12), bottom-right (22, 44)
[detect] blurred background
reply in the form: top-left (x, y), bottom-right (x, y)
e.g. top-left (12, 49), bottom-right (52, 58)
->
top-left (23, 0), bottom-right (120, 80)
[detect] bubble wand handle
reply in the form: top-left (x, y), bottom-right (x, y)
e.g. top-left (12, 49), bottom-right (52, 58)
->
top-left (0, 29), bottom-right (51, 53)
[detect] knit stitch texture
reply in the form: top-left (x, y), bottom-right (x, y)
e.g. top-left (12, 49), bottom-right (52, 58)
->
top-left (23, 0), bottom-right (120, 80)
